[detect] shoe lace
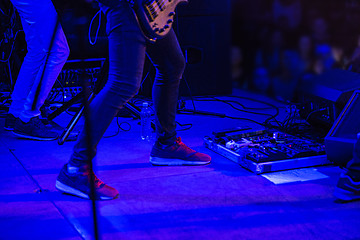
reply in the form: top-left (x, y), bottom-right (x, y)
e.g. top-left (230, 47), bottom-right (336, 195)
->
top-left (32, 117), bottom-right (45, 129)
top-left (175, 137), bottom-right (192, 151)
top-left (92, 174), bottom-right (105, 188)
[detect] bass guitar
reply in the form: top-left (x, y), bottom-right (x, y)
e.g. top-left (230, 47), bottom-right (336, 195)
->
top-left (129, 0), bottom-right (188, 41)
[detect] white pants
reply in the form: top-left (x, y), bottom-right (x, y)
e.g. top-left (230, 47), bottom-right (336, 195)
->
top-left (9, 0), bottom-right (70, 122)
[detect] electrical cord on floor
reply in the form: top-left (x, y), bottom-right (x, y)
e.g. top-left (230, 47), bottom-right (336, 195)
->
top-left (190, 95), bottom-right (281, 127)
top-left (145, 99), bottom-right (193, 131)
top-left (176, 121), bottom-right (192, 131)
top-left (265, 102), bottom-right (311, 135)
top-left (196, 96), bottom-right (279, 112)
top-left (224, 115), bottom-right (265, 126)
top-left (131, 94), bottom-right (282, 130)
top-left (194, 97), bottom-right (274, 117)
top-left (103, 117), bottom-right (131, 138)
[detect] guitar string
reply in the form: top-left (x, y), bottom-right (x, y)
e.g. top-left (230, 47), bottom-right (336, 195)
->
top-left (147, 0), bottom-right (166, 16)
top-left (150, 0), bottom-right (168, 12)
top-left (156, 0), bottom-right (166, 10)
top-left (145, 0), bottom-right (173, 31)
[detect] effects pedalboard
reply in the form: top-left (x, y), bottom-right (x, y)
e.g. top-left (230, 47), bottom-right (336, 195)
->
top-left (204, 127), bottom-right (331, 174)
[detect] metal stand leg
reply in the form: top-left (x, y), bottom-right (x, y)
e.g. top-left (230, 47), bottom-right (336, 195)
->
top-left (57, 94), bottom-right (155, 145)
top-left (58, 92), bottom-right (95, 145)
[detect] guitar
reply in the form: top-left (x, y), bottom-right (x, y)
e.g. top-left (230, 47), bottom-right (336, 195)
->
top-left (129, 0), bottom-right (188, 41)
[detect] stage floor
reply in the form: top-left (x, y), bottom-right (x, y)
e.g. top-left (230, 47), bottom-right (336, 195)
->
top-left (1, 89), bottom-right (359, 240)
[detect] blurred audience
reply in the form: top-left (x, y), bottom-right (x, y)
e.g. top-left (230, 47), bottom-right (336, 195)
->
top-left (330, 42), bottom-right (348, 70)
top-left (231, 46), bottom-right (244, 87)
top-left (231, 0), bottom-right (360, 101)
top-left (272, 0), bottom-right (302, 31)
top-left (253, 28), bottom-right (284, 94)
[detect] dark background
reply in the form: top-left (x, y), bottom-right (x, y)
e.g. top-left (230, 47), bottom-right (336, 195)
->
top-left (2, 0), bottom-right (360, 99)
top-left (231, 0), bottom-right (360, 101)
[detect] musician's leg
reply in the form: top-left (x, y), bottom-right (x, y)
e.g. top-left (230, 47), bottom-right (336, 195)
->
top-left (334, 136), bottom-right (360, 202)
top-left (9, 0), bottom-right (69, 120)
top-left (68, 4), bottom-right (146, 167)
top-left (7, 0), bottom-right (69, 139)
top-left (56, 2), bottom-right (146, 199)
top-left (146, 30), bottom-right (185, 145)
top-left (146, 30), bottom-right (211, 166)
top-left (22, 23), bottom-right (69, 121)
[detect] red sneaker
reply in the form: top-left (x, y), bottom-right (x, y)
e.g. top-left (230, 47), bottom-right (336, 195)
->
top-left (150, 137), bottom-right (211, 166)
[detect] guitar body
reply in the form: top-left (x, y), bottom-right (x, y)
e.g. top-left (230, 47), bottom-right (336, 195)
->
top-left (132, 0), bottom-right (188, 40)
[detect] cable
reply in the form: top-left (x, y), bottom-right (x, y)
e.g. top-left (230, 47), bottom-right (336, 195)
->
top-left (176, 121), bottom-right (192, 131)
top-left (194, 96), bottom-right (276, 110)
top-left (0, 3), bottom-right (12, 17)
top-left (104, 117), bottom-right (131, 138)
top-left (224, 115), bottom-right (265, 126)
top-left (0, 30), bottom-right (23, 62)
top-left (140, 71), bottom-right (150, 89)
top-left (88, 10), bottom-right (102, 45)
top-left (189, 95), bottom-right (280, 127)
top-left (182, 76), bottom-right (196, 111)
top-left (196, 97), bottom-right (274, 116)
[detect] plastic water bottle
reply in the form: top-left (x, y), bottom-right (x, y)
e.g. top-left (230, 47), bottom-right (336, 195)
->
top-left (140, 102), bottom-right (152, 141)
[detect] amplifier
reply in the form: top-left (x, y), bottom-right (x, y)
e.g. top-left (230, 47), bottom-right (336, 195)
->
top-left (298, 69), bottom-right (360, 131)
top-left (47, 58), bottom-right (106, 103)
top-left (325, 90), bottom-right (360, 166)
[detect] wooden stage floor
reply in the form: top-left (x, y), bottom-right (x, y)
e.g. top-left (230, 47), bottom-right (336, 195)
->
top-left (1, 89), bottom-right (359, 240)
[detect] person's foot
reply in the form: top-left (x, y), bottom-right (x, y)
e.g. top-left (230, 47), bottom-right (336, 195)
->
top-left (56, 164), bottom-right (119, 200)
top-left (4, 113), bottom-right (17, 131)
top-left (150, 137), bottom-right (211, 166)
top-left (40, 118), bottom-right (64, 132)
top-left (334, 172), bottom-right (360, 202)
top-left (12, 117), bottom-right (59, 141)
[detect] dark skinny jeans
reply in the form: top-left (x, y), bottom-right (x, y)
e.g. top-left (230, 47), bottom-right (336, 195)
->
top-left (69, 2), bottom-right (185, 166)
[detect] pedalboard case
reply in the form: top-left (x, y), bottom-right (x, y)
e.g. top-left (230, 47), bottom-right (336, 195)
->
top-left (204, 127), bottom-right (330, 174)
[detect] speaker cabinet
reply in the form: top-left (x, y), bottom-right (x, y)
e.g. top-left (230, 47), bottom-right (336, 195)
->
top-left (299, 69), bottom-right (360, 130)
top-left (174, 14), bottom-right (231, 96)
top-left (325, 90), bottom-right (360, 166)
top-left (138, 1), bottom-right (232, 97)
top-left (171, 0), bottom-right (232, 96)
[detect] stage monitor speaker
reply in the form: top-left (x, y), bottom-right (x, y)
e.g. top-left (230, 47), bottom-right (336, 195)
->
top-left (325, 90), bottom-right (360, 166)
top-left (299, 69), bottom-right (360, 130)
top-left (174, 15), bottom-right (232, 96)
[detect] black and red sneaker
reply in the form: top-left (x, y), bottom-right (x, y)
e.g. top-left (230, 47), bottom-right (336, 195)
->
top-left (4, 113), bottom-right (17, 131)
top-left (150, 137), bottom-right (211, 166)
top-left (12, 117), bottom-right (59, 141)
top-left (334, 172), bottom-right (360, 202)
top-left (56, 164), bottom-right (119, 200)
